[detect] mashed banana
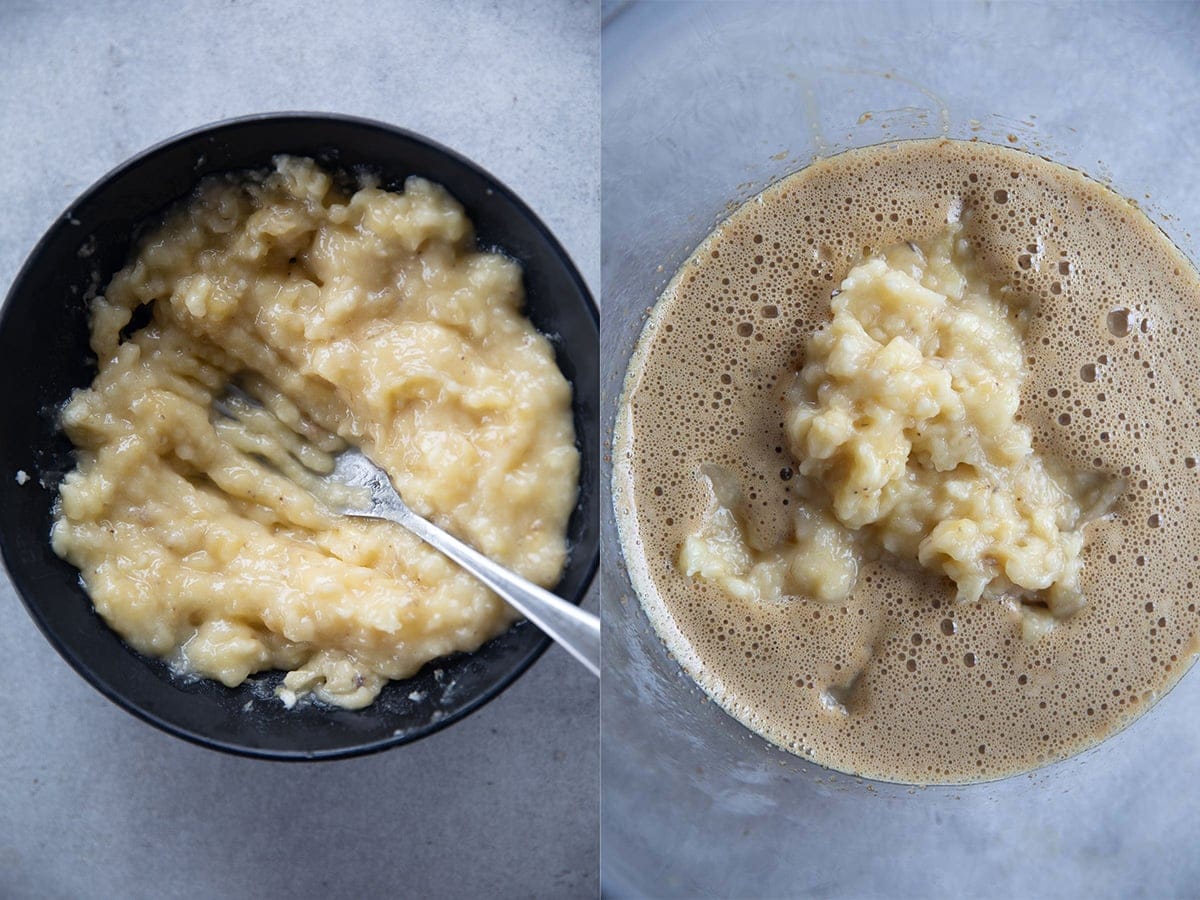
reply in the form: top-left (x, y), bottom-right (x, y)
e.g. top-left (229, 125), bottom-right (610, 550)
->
top-left (683, 225), bottom-right (1116, 635)
top-left (52, 156), bottom-right (578, 709)
top-left (680, 464), bottom-right (858, 605)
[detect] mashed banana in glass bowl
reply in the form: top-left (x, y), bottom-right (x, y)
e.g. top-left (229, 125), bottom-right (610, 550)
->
top-left (680, 225), bottom-right (1121, 638)
top-left (615, 138), bottom-right (1200, 783)
top-left (51, 155), bottom-right (579, 710)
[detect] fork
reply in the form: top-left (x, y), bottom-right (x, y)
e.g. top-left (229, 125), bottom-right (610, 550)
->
top-left (214, 384), bottom-right (599, 677)
top-left (326, 445), bottom-right (600, 676)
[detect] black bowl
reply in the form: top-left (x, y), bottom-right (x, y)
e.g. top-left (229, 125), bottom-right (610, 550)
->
top-left (0, 113), bottom-right (598, 760)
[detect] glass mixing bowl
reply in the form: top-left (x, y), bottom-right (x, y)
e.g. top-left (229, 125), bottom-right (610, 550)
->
top-left (601, 2), bottom-right (1200, 895)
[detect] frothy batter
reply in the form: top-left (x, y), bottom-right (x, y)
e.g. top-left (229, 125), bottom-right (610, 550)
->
top-left (614, 139), bottom-right (1200, 783)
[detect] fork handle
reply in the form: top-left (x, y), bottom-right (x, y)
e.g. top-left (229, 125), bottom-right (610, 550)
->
top-left (391, 508), bottom-right (600, 677)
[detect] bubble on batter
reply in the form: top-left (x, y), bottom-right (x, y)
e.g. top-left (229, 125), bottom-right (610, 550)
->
top-left (1108, 307), bottom-right (1133, 337)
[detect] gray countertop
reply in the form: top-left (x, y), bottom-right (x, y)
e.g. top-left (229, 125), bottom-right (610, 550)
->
top-left (0, 2), bottom-right (598, 898)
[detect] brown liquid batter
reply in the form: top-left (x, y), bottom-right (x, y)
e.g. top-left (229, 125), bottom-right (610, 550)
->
top-left (613, 139), bottom-right (1200, 783)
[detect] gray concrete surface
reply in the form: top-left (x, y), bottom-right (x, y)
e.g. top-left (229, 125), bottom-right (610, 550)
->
top-left (0, 2), bottom-right (598, 898)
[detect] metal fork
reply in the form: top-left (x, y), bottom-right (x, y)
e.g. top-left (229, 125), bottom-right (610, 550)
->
top-left (323, 447), bottom-right (599, 676)
top-left (214, 379), bottom-right (600, 676)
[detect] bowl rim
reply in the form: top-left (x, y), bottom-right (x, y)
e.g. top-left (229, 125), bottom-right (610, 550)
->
top-left (0, 110), bottom-right (598, 761)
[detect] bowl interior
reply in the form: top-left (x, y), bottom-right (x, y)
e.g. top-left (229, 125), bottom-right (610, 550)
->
top-left (0, 114), bottom-right (598, 759)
